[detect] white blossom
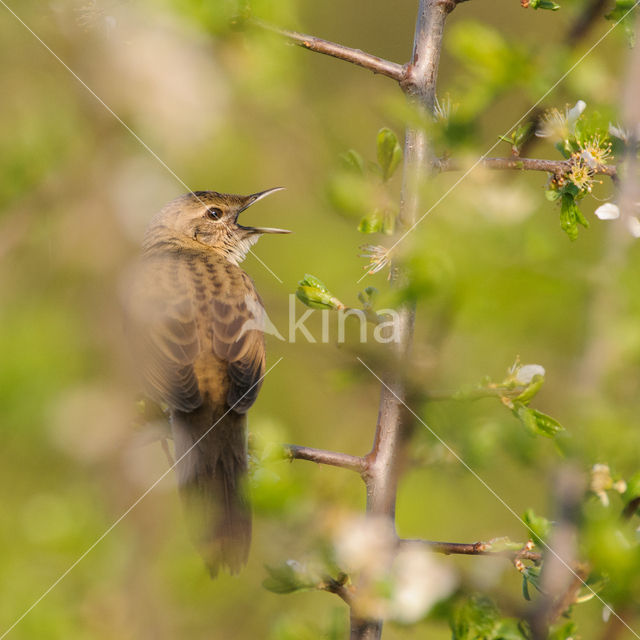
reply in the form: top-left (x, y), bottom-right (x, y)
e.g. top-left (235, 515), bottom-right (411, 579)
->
top-left (567, 100), bottom-right (587, 126)
top-left (537, 101), bottom-right (586, 140)
top-left (627, 216), bottom-right (640, 238)
top-left (514, 364), bottom-right (545, 385)
top-left (334, 515), bottom-right (396, 575)
top-left (595, 203), bottom-right (620, 220)
top-left (389, 547), bottom-right (457, 623)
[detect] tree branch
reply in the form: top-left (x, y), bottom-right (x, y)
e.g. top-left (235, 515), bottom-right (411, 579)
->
top-left (436, 156), bottom-right (618, 179)
top-left (251, 19), bottom-right (406, 82)
top-left (320, 574), bottom-right (355, 606)
top-left (400, 538), bottom-right (543, 562)
top-left (353, 2), bottom-right (455, 639)
top-left (285, 444), bottom-right (366, 473)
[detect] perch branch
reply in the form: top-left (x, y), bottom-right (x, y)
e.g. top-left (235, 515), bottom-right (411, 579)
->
top-left (401, 538), bottom-right (543, 562)
top-left (436, 156), bottom-right (618, 179)
top-left (352, 2), bottom-right (456, 638)
top-left (251, 19), bottom-right (405, 82)
top-left (320, 574), bottom-right (355, 606)
top-left (285, 444), bottom-right (366, 473)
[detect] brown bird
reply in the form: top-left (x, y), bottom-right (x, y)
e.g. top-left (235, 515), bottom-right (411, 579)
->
top-left (127, 188), bottom-right (288, 575)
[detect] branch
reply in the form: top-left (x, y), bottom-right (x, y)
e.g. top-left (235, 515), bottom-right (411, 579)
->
top-left (353, 2), bottom-right (455, 638)
top-left (285, 444), bottom-right (366, 473)
top-left (320, 574), bottom-right (354, 606)
top-left (401, 538), bottom-right (543, 562)
top-left (251, 19), bottom-right (405, 82)
top-left (546, 564), bottom-right (590, 625)
top-left (436, 156), bottom-right (618, 179)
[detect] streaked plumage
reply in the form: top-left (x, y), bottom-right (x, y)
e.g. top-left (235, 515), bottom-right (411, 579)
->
top-left (127, 189), bottom-right (287, 575)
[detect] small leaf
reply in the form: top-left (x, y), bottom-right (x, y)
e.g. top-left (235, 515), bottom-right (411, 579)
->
top-left (530, 408), bottom-right (564, 437)
top-left (521, 564), bottom-right (544, 594)
top-left (560, 193), bottom-right (588, 240)
top-left (513, 403), bottom-right (564, 438)
top-left (549, 621), bottom-right (577, 640)
top-left (296, 274), bottom-right (344, 310)
top-left (339, 149), bottom-right (365, 174)
top-left (512, 122), bottom-right (534, 149)
top-left (376, 128), bottom-right (403, 181)
top-left (358, 210), bottom-right (384, 234)
top-left (624, 471), bottom-right (640, 502)
top-left (606, 0), bottom-right (636, 46)
top-left (522, 576), bottom-right (531, 601)
top-left (452, 595), bottom-right (500, 640)
top-left (522, 508), bottom-right (551, 546)
top-left (529, 0), bottom-right (561, 10)
top-left (358, 209), bottom-right (395, 235)
top-left (263, 561), bottom-right (316, 594)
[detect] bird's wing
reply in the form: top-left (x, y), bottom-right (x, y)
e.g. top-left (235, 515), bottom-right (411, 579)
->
top-left (207, 265), bottom-right (266, 414)
top-left (126, 253), bottom-right (202, 412)
top-left (127, 252), bottom-right (265, 414)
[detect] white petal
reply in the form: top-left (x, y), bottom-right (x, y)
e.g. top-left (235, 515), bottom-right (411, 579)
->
top-left (568, 100), bottom-right (586, 125)
top-left (627, 216), bottom-right (640, 238)
top-left (608, 123), bottom-right (628, 141)
top-left (515, 364), bottom-right (545, 384)
top-left (595, 203), bottom-right (620, 220)
top-left (580, 150), bottom-right (598, 169)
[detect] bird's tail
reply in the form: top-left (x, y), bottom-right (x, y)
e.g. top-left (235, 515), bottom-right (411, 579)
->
top-left (171, 408), bottom-right (251, 576)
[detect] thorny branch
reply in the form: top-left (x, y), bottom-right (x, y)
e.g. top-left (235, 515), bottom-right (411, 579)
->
top-left (401, 538), bottom-right (543, 562)
top-left (285, 444), bottom-right (366, 473)
top-left (251, 18), bottom-right (405, 82)
top-left (436, 156), bottom-right (618, 180)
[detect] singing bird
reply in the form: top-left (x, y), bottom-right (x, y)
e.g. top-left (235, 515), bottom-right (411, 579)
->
top-left (127, 188), bottom-right (288, 575)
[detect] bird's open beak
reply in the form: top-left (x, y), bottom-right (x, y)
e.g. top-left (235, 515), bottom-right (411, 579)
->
top-left (236, 187), bottom-right (291, 234)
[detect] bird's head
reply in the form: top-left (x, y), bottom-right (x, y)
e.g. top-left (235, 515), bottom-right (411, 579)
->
top-left (145, 188), bottom-right (289, 264)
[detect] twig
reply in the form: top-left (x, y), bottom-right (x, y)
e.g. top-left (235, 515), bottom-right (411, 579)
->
top-left (401, 538), bottom-right (543, 562)
top-left (251, 19), bottom-right (405, 82)
top-left (285, 444), bottom-right (366, 473)
top-left (320, 574), bottom-right (354, 606)
top-left (436, 156), bottom-right (618, 179)
top-left (546, 564), bottom-right (590, 625)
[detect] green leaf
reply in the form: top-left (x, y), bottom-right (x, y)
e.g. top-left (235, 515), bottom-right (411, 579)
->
top-left (522, 508), bottom-right (552, 546)
top-left (262, 561), bottom-right (316, 594)
top-left (296, 274), bottom-right (344, 310)
top-left (549, 621), bottom-right (577, 640)
top-left (357, 209), bottom-right (395, 235)
top-left (376, 128), bottom-right (402, 181)
top-left (521, 564), bottom-right (544, 595)
top-left (513, 403), bottom-right (564, 438)
top-left (452, 596), bottom-right (528, 640)
top-left (452, 596), bottom-right (500, 640)
top-left (560, 193), bottom-right (588, 240)
top-left (530, 408), bottom-right (564, 437)
top-left (606, 0), bottom-right (636, 46)
top-left (339, 149), bottom-right (365, 174)
top-left (624, 471), bottom-right (640, 502)
top-left (513, 378), bottom-right (545, 405)
top-left (528, 0), bottom-right (561, 10)
top-left (522, 576), bottom-right (531, 601)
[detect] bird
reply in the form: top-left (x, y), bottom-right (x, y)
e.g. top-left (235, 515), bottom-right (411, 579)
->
top-left (126, 188), bottom-right (289, 576)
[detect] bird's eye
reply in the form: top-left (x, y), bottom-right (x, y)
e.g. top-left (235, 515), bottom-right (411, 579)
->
top-left (206, 207), bottom-right (223, 220)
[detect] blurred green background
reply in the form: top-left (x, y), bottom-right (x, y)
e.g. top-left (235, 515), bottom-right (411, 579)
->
top-left (1, 0), bottom-right (639, 638)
